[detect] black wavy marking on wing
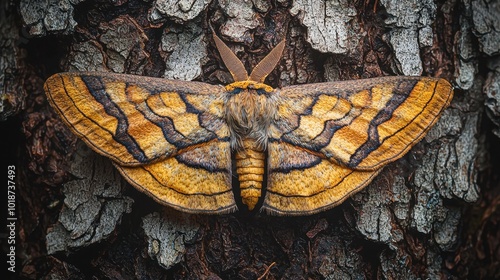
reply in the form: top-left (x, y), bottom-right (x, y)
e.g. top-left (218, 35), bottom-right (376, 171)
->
top-left (280, 89), bottom-right (362, 152)
top-left (267, 140), bottom-right (322, 173)
top-left (81, 75), bottom-right (149, 163)
top-left (126, 83), bottom-right (219, 150)
top-left (174, 141), bottom-right (231, 173)
top-left (267, 168), bottom-right (356, 198)
top-left (177, 92), bottom-right (228, 139)
top-left (346, 79), bottom-right (418, 168)
top-left (273, 94), bottom-right (317, 133)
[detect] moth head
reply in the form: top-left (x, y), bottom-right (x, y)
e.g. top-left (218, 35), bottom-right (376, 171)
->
top-left (212, 30), bottom-right (285, 86)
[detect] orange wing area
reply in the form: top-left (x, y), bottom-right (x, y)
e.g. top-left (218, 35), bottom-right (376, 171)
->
top-left (44, 72), bottom-right (229, 166)
top-left (116, 141), bottom-right (236, 214)
top-left (45, 72), bottom-right (236, 213)
top-left (272, 77), bottom-right (453, 170)
top-left (262, 142), bottom-right (380, 215)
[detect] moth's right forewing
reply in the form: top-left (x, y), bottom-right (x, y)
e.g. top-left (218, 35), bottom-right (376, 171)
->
top-left (272, 77), bottom-right (453, 170)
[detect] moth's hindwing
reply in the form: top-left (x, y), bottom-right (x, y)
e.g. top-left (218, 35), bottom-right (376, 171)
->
top-left (116, 141), bottom-right (236, 213)
top-left (263, 141), bottom-right (381, 215)
top-left (44, 72), bottom-right (236, 213)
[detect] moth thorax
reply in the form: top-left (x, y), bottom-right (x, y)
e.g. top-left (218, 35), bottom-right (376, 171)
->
top-left (225, 89), bottom-right (277, 151)
top-left (235, 139), bottom-right (265, 210)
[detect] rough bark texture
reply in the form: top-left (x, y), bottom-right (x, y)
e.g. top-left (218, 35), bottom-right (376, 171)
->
top-left (1, 0), bottom-right (499, 279)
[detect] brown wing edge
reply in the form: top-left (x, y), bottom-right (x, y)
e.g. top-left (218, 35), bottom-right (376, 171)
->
top-left (44, 73), bottom-right (142, 165)
top-left (351, 77), bottom-right (454, 170)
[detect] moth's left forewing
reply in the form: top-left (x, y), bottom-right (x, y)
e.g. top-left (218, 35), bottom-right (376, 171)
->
top-left (44, 72), bottom-right (230, 165)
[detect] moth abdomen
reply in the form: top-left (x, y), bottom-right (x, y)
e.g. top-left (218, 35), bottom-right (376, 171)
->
top-left (235, 139), bottom-right (265, 210)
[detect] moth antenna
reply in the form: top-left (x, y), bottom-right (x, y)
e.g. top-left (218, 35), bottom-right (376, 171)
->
top-left (212, 28), bottom-right (249, 82)
top-left (249, 39), bottom-right (285, 83)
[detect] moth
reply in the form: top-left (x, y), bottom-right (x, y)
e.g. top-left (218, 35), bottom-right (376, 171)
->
top-left (44, 31), bottom-right (453, 215)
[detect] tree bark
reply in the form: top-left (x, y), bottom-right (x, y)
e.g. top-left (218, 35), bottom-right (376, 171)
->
top-left (2, 0), bottom-right (499, 279)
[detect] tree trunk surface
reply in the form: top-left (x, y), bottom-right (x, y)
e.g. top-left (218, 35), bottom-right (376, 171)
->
top-left (1, 0), bottom-right (499, 279)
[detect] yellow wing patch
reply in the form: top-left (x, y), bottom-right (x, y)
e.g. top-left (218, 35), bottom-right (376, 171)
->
top-left (263, 142), bottom-right (381, 215)
top-left (116, 141), bottom-right (236, 214)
